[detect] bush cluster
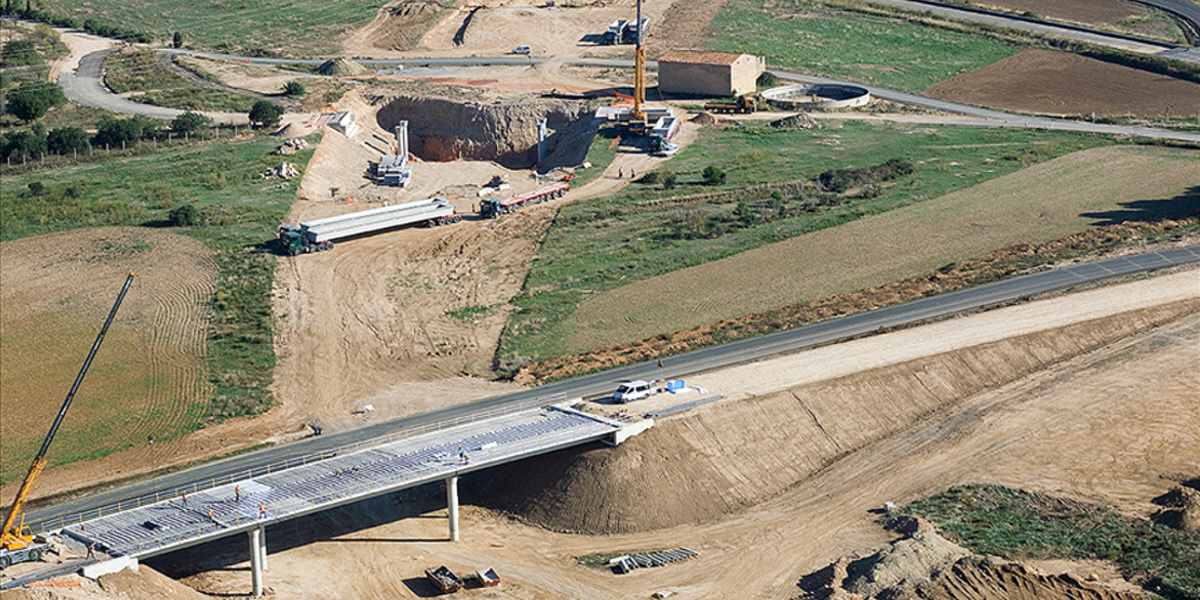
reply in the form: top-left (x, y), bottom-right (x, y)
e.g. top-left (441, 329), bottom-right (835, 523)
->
top-left (817, 158), bottom-right (914, 193)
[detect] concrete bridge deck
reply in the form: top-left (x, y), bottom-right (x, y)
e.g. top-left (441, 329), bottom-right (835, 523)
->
top-left (50, 403), bottom-right (650, 593)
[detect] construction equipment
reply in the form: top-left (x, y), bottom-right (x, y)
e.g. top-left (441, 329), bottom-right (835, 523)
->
top-left (602, 19), bottom-right (629, 45)
top-left (704, 95), bottom-right (757, 114)
top-left (480, 182), bottom-right (569, 219)
top-left (1, 272), bottom-right (136, 569)
top-left (279, 197), bottom-right (462, 255)
top-left (425, 566), bottom-right (464, 593)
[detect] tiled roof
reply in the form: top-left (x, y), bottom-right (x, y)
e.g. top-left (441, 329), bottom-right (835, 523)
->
top-left (657, 50), bottom-right (749, 65)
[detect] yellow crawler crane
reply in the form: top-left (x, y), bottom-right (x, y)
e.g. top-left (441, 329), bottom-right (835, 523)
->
top-left (0, 272), bottom-right (136, 569)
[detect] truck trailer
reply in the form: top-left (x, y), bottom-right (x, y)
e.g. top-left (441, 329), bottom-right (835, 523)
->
top-left (602, 19), bottom-right (629, 45)
top-left (480, 182), bottom-right (569, 219)
top-left (279, 197), bottom-right (461, 255)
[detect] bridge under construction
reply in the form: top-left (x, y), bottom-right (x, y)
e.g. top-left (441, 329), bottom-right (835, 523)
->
top-left (51, 402), bottom-right (652, 596)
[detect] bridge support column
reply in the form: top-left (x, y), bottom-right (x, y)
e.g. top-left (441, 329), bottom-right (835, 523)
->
top-left (249, 526), bottom-right (264, 596)
top-left (446, 475), bottom-right (459, 542)
top-left (259, 525), bottom-right (268, 571)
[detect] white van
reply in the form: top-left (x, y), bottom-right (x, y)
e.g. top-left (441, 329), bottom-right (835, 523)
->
top-left (612, 380), bottom-right (655, 404)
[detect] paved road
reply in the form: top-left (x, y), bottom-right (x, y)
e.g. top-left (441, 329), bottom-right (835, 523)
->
top-left (25, 246), bottom-right (1200, 533)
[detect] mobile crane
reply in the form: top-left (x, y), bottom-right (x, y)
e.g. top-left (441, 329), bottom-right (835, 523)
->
top-left (0, 272), bottom-right (136, 569)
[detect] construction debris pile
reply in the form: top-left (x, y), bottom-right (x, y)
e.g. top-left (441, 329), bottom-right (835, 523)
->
top-left (262, 162), bottom-right (300, 179)
top-left (275, 139), bottom-right (311, 155)
top-left (610, 548), bottom-right (698, 574)
top-left (769, 113), bottom-right (819, 130)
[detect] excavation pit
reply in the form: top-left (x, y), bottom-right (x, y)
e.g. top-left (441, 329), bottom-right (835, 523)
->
top-left (375, 94), bottom-right (595, 171)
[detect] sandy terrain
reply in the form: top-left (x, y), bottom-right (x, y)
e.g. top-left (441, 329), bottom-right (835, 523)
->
top-left (925, 49), bottom-right (1200, 118)
top-left (47, 30), bottom-right (117, 82)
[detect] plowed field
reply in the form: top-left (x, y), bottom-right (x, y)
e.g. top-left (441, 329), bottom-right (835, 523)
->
top-left (925, 50), bottom-right (1200, 118)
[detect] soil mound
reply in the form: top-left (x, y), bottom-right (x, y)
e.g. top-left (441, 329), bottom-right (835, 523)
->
top-left (317, 58), bottom-right (367, 77)
top-left (770, 113), bottom-right (818, 129)
top-left (273, 122), bottom-right (310, 139)
top-left (100, 565), bottom-right (209, 599)
top-left (798, 530), bottom-right (1148, 600)
top-left (373, 93), bottom-right (593, 169)
top-left (690, 111), bottom-right (718, 125)
top-left (1152, 485), bottom-right (1200, 532)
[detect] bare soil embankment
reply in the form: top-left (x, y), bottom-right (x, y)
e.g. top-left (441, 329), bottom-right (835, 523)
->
top-left (475, 291), bottom-right (1200, 534)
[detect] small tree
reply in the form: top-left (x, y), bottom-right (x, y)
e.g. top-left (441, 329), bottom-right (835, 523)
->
top-left (282, 81), bottom-right (305, 97)
top-left (168, 204), bottom-right (200, 226)
top-left (1, 39), bottom-right (40, 67)
top-left (1, 130), bottom-right (47, 160)
top-left (47, 126), bottom-right (90, 155)
top-left (93, 115), bottom-right (146, 147)
top-left (172, 31), bottom-right (183, 49)
top-left (702, 165), bottom-right (726, 186)
top-left (171, 110), bottom-right (211, 136)
top-left (248, 100), bottom-right (284, 129)
top-left (6, 81), bottom-right (66, 121)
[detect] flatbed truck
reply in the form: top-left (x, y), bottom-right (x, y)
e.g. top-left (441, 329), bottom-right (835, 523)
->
top-left (280, 197), bottom-right (462, 255)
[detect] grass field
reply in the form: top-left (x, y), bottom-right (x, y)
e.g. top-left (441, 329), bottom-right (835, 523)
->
top-left (104, 50), bottom-right (259, 112)
top-left (551, 144), bottom-right (1199, 356)
top-left (35, 0), bottom-right (382, 56)
top-left (0, 135), bottom-right (315, 485)
top-left (707, 0), bottom-right (1019, 92)
top-left (906, 484), bottom-right (1200, 600)
top-left (495, 121), bottom-right (1189, 365)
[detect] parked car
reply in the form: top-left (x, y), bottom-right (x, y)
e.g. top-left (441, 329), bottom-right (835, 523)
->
top-left (612, 380), bottom-right (656, 404)
top-left (512, 45), bottom-right (532, 55)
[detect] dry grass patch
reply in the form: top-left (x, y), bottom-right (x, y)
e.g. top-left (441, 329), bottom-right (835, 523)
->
top-left (560, 145), bottom-right (1200, 355)
top-left (0, 228), bottom-right (216, 486)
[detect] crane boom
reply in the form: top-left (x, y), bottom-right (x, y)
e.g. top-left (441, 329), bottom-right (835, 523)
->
top-left (631, 0), bottom-right (646, 124)
top-left (1, 272), bottom-right (137, 555)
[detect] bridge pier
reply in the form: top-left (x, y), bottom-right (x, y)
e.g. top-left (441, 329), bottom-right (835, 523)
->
top-left (248, 525), bottom-right (266, 596)
top-left (446, 475), bottom-right (459, 542)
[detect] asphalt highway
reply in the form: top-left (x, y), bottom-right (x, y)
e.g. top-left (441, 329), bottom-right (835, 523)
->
top-left (25, 246), bottom-right (1200, 533)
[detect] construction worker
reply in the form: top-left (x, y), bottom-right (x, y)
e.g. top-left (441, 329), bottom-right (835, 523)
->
top-left (87, 543), bottom-right (95, 559)
top-left (182, 492), bottom-right (187, 506)
top-left (235, 485), bottom-right (240, 503)
top-left (259, 503), bottom-right (266, 520)
top-left (618, 167), bottom-right (623, 178)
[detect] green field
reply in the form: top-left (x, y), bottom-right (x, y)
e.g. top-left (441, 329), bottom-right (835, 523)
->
top-left (708, 0), bottom-right (1019, 92)
top-left (0, 135), bottom-right (315, 485)
top-left (34, 0), bottom-right (378, 56)
top-left (906, 484), bottom-right (1200, 600)
top-left (496, 120), bottom-right (1115, 368)
top-left (104, 50), bottom-right (259, 112)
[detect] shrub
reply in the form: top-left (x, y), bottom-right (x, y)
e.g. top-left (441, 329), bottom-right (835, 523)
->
top-left (171, 110), bottom-right (212, 136)
top-left (248, 100), bottom-right (284, 129)
top-left (662, 172), bottom-right (678, 189)
top-left (638, 171), bottom-right (660, 185)
top-left (6, 81), bottom-right (66, 121)
top-left (27, 181), bottom-right (45, 196)
top-left (47, 127), bottom-right (90, 155)
top-left (172, 31), bottom-right (183, 49)
top-left (93, 115), bottom-right (153, 147)
top-left (702, 165), bottom-right (727, 185)
top-left (1, 39), bottom-right (40, 67)
top-left (2, 130), bottom-right (47, 160)
top-left (168, 204), bottom-right (200, 226)
top-left (282, 81), bottom-right (305, 97)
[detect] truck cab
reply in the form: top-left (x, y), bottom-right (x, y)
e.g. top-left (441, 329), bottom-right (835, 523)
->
top-left (612, 380), bottom-right (655, 404)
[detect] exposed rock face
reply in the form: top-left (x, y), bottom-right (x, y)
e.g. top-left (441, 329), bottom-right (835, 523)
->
top-left (374, 94), bottom-right (593, 169)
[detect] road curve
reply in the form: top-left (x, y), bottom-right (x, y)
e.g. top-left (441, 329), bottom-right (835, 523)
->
top-left (22, 246), bottom-right (1200, 535)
